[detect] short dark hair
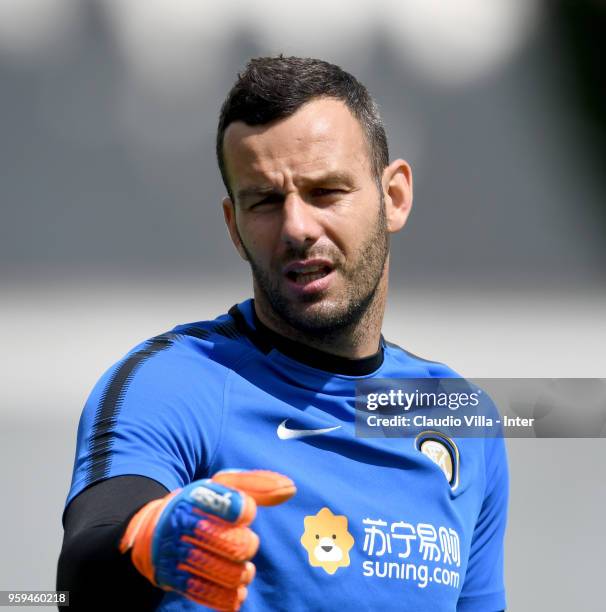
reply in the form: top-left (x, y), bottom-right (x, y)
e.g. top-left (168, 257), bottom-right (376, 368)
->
top-left (216, 55), bottom-right (389, 199)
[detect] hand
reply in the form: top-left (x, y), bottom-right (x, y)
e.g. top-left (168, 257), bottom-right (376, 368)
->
top-left (119, 469), bottom-right (296, 611)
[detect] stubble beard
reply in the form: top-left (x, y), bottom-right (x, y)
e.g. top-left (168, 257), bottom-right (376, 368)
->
top-left (239, 193), bottom-right (389, 339)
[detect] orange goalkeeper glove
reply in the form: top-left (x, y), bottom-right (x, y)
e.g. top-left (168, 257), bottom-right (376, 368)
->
top-left (119, 469), bottom-right (296, 611)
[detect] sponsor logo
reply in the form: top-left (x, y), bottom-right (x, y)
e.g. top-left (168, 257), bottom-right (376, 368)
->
top-left (277, 419), bottom-right (341, 440)
top-left (361, 517), bottom-right (461, 589)
top-left (300, 507), bottom-right (462, 590)
top-left (300, 508), bottom-right (355, 574)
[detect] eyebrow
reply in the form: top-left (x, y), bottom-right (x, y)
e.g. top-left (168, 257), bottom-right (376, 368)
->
top-left (235, 171), bottom-right (356, 203)
top-left (236, 185), bottom-right (278, 202)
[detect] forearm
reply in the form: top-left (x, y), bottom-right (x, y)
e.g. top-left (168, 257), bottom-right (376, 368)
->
top-left (57, 522), bottom-right (163, 610)
top-left (56, 476), bottom-right (169, 611)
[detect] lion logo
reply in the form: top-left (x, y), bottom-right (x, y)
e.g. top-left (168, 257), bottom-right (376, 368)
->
top-left (300, 507), bottom-right (355, 574)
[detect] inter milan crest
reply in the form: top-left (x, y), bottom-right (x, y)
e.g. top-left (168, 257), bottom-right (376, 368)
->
top-left (415, 431), bottom-right (460, 491)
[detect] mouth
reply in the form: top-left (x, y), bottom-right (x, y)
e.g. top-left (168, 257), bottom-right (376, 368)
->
top-left (283, 259), bottom-right (335, 294)
top-left (285, 265), bottom-right (332, 285)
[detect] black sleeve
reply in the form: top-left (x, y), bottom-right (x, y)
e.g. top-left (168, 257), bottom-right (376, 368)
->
top-left (56, 475), bottom-right (170, 611)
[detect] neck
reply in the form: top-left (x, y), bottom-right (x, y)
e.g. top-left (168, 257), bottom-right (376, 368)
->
top-left (253, 270), bottom-right (388, 360)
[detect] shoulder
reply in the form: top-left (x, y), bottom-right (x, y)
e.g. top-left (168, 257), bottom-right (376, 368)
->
top-left (119, 311), bottom-right (256, 381)
top-left (73, 313), bottom-right (254, 492)
top-left (169, 311), bottom-right (257, 369)
top-left (382, 338), bottom-right (460, 378)
top-left (85, 310), bottom-right (260, 418)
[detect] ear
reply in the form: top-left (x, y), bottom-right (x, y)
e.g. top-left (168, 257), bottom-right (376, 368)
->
top-left (381, 159), bottom-right (413, 233)
top-left (222, 196), bottom-right (249, 261)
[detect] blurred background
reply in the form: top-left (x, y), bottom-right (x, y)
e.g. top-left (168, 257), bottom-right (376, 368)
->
top-left (1, 0), bottom-right (604, 609)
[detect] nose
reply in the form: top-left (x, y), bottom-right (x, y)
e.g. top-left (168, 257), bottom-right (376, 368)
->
top-left (321, 545), bottom-right (333, 552)
top-left (280, 193), bottom-right (322, 249)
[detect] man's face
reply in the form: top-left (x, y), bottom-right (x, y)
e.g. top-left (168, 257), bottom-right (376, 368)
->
top-left (222, 98), bottom-right (391, 335)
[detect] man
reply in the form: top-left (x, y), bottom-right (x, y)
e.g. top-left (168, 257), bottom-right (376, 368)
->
top-left (57, 56), bottom-right (508, 611)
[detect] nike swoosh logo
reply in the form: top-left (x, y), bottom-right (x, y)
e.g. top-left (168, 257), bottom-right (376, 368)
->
top-left (277, 419), bottom-right (341, 440)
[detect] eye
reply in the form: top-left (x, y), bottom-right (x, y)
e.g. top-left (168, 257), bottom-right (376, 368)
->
top-left (332, 534), bottom-right (336, 539)
top-left (250, 194), bottom-right (283, 208)
top-left (311, 188), bottom-right (342, 198)
top-left (315, 534), bottom-right (319, 540)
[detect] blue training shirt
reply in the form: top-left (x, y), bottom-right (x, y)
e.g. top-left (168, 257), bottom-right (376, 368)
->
top-left (66, 299), bottom-right (508, 611)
